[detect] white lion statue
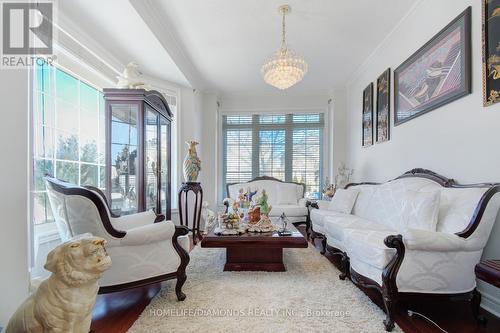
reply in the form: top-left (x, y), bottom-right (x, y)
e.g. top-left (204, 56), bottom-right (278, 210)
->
top-left (6, 236), bottom-right (112, 333)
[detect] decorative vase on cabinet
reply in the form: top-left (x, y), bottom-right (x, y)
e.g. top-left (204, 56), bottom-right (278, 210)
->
top-left (183, 140), bottom-right (201, 182)
top-left (103, 88), bottom-right (173, 219)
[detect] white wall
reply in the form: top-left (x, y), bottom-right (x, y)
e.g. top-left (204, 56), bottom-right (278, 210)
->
top-left (200, 93), bottom-right (219, 210)
top-left (344, 0), bottom-right (500, 315)
top-left (0, 70), bottom-right (30, 325)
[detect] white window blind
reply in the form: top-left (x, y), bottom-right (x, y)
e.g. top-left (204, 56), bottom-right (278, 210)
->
top-left (222, 113), bottom-right (324, 199)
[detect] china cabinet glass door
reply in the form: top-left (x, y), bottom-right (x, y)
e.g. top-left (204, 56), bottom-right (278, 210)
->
top-left (110, 104), bottom-right (139, 215)
top-left (144, 106), bottom-right (158, 211)
top-left (160, 116), bottom-right (170, 216)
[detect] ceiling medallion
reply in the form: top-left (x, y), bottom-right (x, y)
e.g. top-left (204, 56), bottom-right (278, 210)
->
top-left (261, 4), bottom-right (308, 90)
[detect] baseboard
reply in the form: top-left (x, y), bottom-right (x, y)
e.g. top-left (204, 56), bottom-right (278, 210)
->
top-left (481, 291), bottom-right (500, 318)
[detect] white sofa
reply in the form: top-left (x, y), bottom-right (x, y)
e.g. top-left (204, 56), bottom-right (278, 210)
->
top-left (310, 169), bottom-right (500, 331)
top-left (224, 176), bottom-right (310, 231)
top-left (45, 177), bottom-right (190, 300)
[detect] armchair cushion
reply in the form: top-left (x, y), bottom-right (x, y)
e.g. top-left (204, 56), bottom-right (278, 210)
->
top-left (111, 210), bottom-right (158, 231)
top-left (119, 220), bottom-right (176, 247)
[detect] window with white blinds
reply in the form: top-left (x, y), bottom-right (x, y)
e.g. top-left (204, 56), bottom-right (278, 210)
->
top-left (222, 113), bottom-right (324, 199)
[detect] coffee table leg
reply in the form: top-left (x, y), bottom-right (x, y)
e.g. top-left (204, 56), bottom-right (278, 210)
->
top-left (224, 247), bottom-right (285, 272)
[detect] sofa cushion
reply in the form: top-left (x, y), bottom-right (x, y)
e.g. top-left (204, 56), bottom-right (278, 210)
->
top-left (310, 209), bottom-right (344, 234)
top-left (345, 229), bottom-right (397, 270)
top-left (437, 187), bottom-right (488, 234)
top-left (350, 178), bottom-right (442, 230)
top-left (400, 190), bottom-right (441, 231)
top-left (277, 182), bottom-right (299, 204)
top-left (324, 214), bottom-right (393, 244)
top-left (328, 188), bottom-right (359, 214)
top-left (270, 205), bottom-right (307, 217)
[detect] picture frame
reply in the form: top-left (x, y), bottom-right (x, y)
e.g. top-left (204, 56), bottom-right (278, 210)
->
top-left (394, 7), bottom-right (471, 125)
top-left (362, 83), bottom-right (373, 147)
top-left (376, 68), bottom-right (391, 143)
top-left (482, 0), bottom-right (500, 106)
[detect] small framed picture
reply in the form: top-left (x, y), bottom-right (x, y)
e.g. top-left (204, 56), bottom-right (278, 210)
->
top-left (376, 68), bottom-right (390, 143)
top-left (362, 83), bottom-right (374, 147)
top-left (483, 0), bottom-right (500, 106)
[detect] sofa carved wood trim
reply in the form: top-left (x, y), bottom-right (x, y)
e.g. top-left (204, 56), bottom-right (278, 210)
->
top-left (311, 168), bottom-right (500, 331)
top-left (45, 176), bottom-right (190, 297)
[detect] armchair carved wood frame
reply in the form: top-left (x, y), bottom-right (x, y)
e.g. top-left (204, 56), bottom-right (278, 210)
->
top-left (310, 168), bottom-right (500, 331)
top-left (45, 177), bottom-right (190, 301)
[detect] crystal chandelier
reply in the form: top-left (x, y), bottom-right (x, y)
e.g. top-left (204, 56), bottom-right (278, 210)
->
top-left (261, 5), bottom-right (308, 90)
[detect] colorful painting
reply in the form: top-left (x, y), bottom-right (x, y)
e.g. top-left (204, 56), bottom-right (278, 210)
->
top-left (376, 69), bottom-right (390, 143)
top-left (394, 7), bottom-right (471, 125)
top-left (483, 0), bottom-right (500, 106)
top-left (362, 83), bottom-right (373, 147)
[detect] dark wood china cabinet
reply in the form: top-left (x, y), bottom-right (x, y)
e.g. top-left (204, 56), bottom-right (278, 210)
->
top-left (103, 88), bottom-right (172, 219)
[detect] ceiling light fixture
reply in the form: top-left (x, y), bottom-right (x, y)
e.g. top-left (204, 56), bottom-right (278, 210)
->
top-left (261, 4), bottom-right (308, 90)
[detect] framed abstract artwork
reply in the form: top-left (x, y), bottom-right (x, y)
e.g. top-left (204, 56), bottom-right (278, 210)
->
top-left (376, 68), bottom-right (390, 143)
top-left (394, 7), bottom-right (471, 125)
top-left (483, 0), bottom-right (500, 106)
top-left (362, 83), bottom-right (373, 147)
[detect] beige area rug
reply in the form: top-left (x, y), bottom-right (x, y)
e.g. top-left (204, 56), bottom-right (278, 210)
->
top-left (127, 245), bottom-right (401, 333)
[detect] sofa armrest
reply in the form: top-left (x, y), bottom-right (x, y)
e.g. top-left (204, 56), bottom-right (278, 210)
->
top-left (111, 210), bottom-right (158, 231)
top-left (402, 228), bottom-right (476, 252)
top-left (314, 200), bottom-right (330, 210)
top-left (119, 220), bottom-right (176, 246)
top-left (298, 198), bottom-right (308, 207)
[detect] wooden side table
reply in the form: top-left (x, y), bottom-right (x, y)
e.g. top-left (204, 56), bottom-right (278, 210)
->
top-left (473, 260), bottom-right (500, 325)
top-left (178, 182), bottom-right (203, 245)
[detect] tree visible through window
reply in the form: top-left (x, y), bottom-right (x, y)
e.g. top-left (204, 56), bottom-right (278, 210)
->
top-left (222, 113), bottom-right (324, 199)
top-left (32, 64), bottom-right (106, 224)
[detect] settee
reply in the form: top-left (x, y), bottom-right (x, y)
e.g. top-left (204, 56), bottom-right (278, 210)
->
top-left (224, 176), bottom-right (310, 233)
top-left (310, 168), bottom-right (500, 331)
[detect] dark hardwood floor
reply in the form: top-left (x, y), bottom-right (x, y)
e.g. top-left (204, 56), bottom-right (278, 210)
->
top-left (91, 228), bottom-right (500, 333)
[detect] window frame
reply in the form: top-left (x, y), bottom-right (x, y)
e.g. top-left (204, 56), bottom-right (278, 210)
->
top-left (219, 107), bottom-right (329, 202)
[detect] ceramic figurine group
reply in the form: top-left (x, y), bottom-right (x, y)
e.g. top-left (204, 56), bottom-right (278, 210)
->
top-left (217, 188), bottom-right (278, 235)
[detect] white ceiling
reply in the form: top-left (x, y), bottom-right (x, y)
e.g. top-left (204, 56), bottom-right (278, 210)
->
top-left (58, 0), bottom-right (190, 87)
top-left (152, 0), bottom-right (419, 94)
top-left (59, 0), bottom-right (419, 94)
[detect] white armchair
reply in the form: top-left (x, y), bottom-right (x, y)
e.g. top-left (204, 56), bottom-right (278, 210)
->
top-left (45, 177), bottom-right (190, 300)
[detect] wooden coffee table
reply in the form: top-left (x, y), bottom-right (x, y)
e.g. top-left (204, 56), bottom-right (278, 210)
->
top-left (200, 223), bottom-right (308, 272)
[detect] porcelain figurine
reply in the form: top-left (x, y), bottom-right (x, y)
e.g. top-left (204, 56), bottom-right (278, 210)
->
top-left (6, 236), bottom-right (112, 333)
top-left (183, 140), bottom-right (201, 182)
top-left (256, 189), bottom-right (272, 216)
top-left (248, 206), bottom-right (261, 225)
top-left (116, 62), bottom-right (149, 89)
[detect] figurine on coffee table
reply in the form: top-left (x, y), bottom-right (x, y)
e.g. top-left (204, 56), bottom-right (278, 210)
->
top-left (247, 189), bottom-right (277, 233)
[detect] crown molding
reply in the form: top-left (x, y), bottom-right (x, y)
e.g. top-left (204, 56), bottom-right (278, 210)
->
top-left (345, 0), bottom-right (424, 88)
top-left (129, 0), bottom-right (208, 90)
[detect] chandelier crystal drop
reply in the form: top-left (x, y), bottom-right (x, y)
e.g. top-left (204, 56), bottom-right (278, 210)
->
top-left (261, 5), bottom-right (308, 90)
